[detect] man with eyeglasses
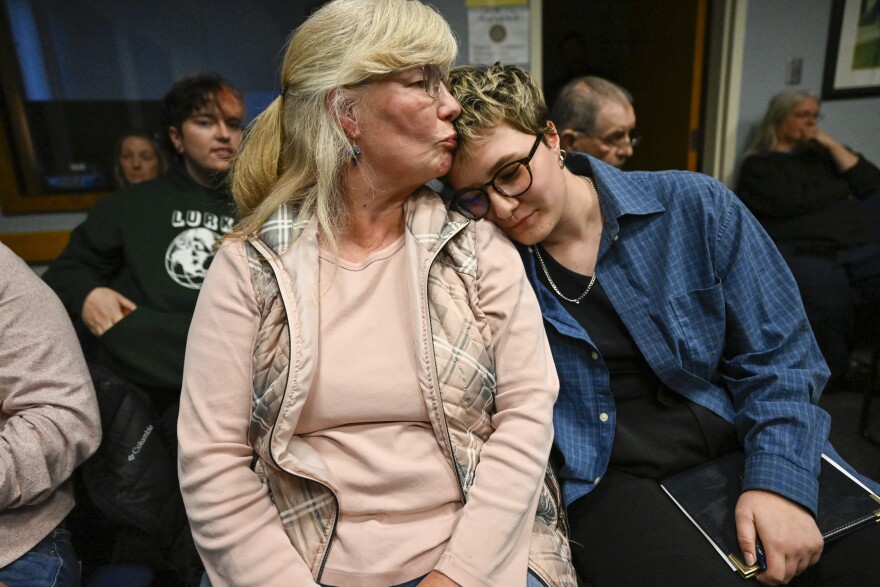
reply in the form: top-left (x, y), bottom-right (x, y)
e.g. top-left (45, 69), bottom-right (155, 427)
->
top-left (551, 75), bottom-right (639, 168)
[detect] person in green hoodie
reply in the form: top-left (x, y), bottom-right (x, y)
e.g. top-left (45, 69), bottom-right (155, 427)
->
top-left (43, 73), bottom-right (245, 584)
top-left (44, 73), bottom-right (245, 407)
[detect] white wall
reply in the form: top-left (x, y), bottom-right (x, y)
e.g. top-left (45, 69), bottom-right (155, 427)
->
top-left (736, 0), bottom-right (880, 180)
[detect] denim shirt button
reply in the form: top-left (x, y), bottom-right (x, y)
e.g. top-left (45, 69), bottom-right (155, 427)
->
top-left (591, 351), bottom-right (599, 360)
top-left (599, 412), bottom-right (609, 422)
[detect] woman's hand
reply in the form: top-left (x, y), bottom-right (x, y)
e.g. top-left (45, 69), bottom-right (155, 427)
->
top-left (417, 571), bottom-right (460, 587)
top-left (735, 489), bottom-right (823, 585)
top-left (82, 286), bottom-right (137, 336)
top-left (808, 128), bottom-right (859, 172)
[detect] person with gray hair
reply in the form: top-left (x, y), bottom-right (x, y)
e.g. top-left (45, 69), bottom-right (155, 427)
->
top-left (177, 1), bottom-right (576, 586)
top-left (737, 90), bottom-right (880, 387)
top-left (551, 75), bottom-right (639, 168)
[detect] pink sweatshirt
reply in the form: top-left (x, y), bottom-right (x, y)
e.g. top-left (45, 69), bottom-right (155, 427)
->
top-left (0, 243), bottom-right (101, 567)
top-left (178, 216), bottom-right (558, 587)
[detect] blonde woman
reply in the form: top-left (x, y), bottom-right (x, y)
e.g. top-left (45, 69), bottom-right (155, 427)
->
top-left (177, 2), bottom-right (576, 586)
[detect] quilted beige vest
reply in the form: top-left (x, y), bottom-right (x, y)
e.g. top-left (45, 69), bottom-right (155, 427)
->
top-left (243, 191), bottom-right (577, 586)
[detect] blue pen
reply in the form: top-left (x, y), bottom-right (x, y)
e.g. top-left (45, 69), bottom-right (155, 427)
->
top-left (755, 538), bottom-right (768, 572)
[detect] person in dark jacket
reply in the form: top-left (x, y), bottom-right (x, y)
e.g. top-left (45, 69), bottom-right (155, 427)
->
top-left (737, 90), bottom-right (880, 384)
top-left (43, 73), bottom-right (245, 585)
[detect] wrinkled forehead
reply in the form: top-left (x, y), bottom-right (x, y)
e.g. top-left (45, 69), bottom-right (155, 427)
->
top-left (596, 100), bottom-right (635, 130)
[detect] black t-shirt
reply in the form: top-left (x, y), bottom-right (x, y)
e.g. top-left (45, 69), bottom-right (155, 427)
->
top-left (534, 243), bottom-right (738, 479)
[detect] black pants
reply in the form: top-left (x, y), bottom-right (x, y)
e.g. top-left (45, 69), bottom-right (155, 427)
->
top-left (778, 242), bottom-right (880, 384)
top-left (568, 468), bottom-right (880, 586)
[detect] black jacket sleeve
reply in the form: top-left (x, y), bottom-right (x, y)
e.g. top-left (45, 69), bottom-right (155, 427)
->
top-left (842, 155), bottom-right (880, 199)
top-left (736, 150), bottom-right (853, 219)
top-left (43, 196), bottom-right (125, 318)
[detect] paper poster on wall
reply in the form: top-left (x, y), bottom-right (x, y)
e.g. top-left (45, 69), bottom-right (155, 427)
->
top-left (466, 2), bottom-right (530, 67)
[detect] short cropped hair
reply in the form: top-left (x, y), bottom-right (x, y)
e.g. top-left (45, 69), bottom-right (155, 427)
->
top-left (550, 76), bottom-right (633, 136)
top-left (447, 63), bottom-right (549, 159)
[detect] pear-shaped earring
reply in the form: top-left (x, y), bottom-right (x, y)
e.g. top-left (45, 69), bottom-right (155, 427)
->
top-left (559, 150), bottom-right (567, 168)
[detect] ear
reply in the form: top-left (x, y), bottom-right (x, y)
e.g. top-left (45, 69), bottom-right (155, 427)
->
top-left (168, 126), bottom-right (183, 154)
top-left (544, 120), bottom-right (562, 151)
top-left (326, 87), bottom-right (361, 140)
top-left (559, 129), bottom-right (579, 152)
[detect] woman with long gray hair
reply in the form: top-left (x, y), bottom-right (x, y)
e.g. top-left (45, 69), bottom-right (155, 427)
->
top-left (737, 90), bottom-right (880, 386)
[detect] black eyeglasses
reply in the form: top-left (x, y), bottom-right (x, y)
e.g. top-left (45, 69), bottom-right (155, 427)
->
top-left (451, 134), bottom-right (543, 220)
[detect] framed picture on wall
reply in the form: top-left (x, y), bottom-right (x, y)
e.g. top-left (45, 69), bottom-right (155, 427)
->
top-left (822, 0), bottom-right (880, 100)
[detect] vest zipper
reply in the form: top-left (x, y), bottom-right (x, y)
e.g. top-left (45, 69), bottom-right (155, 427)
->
top-left (422, 221), bottom-right (470, 503)
top-left (250, 237), bottom-right (340, 581)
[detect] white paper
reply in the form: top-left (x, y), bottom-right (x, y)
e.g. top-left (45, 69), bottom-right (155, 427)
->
top-left (467, 6), bottom-right (530, 66)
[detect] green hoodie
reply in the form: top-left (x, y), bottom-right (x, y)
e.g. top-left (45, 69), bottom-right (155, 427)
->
top-left (44, 165), bottom-right (235, 396)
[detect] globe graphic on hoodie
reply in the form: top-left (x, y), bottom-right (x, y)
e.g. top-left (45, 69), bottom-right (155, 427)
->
top-left (165, 227), bottom-right (220, 289)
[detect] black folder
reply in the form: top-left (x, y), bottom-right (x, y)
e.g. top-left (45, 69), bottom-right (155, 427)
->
top-left (660, 451), bottom-right (880, 579)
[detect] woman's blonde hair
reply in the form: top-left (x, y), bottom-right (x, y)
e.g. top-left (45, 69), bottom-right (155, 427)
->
top-left (747, 90), bottom-right (818, 154)
top-left (447, 63), bottom-right (549, 159)
top-left (229, 0), bottom-right (458, 248)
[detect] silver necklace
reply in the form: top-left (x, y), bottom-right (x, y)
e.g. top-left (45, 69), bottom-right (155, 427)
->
top-left (532, 245), bottom-right (596, 304)
top-left (530, 175), bottom-right (598, 304)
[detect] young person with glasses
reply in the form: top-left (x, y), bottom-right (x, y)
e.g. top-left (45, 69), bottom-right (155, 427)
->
top-left (177, 3), bottom-right (576, 587)
top-left (445, 63), bottom-right (880, 586)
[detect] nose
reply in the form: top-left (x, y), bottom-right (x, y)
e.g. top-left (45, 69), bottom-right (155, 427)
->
top-left (216, 121), bottom-right (232, 141)
top-left (486, 188), bottom-right (519, 223)
top-left (438, 82), bottom-right (461, 121)
top-left (619, 141), bottom-right (634, 159)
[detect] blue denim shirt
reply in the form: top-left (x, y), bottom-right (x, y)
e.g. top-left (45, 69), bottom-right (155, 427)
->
top-left (518, 154), bottom-right (843, 514)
